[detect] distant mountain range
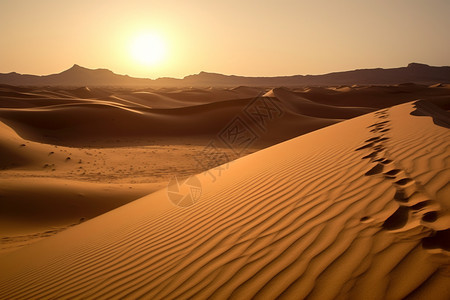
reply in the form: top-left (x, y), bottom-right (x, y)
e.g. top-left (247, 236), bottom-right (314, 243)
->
top-left (1, 63), bottom-right (449, 87)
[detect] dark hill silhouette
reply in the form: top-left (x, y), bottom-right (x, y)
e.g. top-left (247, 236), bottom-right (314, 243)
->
top-left (0, 63), bottom-right (449, 87)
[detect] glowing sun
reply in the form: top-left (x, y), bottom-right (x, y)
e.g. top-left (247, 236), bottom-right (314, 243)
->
top-left (130, 33), bottom-right (166, 66)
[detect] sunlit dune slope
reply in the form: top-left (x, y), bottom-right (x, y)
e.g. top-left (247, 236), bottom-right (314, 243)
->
top-left (0, 101), bottom-right (448, 299)
top-left (0, 120), bottom-right (64, 168)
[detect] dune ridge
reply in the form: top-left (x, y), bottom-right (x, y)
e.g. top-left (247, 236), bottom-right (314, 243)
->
top-left (1, 83), bottom-right (448, 147)
top-left (1, 63), bottom-right (450, 87)
top-left (0, 101), bottom-right (448, 299)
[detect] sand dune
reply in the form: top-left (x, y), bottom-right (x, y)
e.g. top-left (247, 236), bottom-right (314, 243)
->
top-left (266, 87), bottom-right (374, 118)
top-left (0, 119), bottom-right (168, 253)
top-left (0, 86), bottom-right (338, 147)
top-left (0, 83), bottom-right (448, 251)
top-left (0, 120), bottom-right (66, 169)
top-left (296, 83), bottom-right (450, 109)
top-left (0, 115), bottom-right (209, 252)
top-left (0, 101), bottom-right (448, 299)
top-left (1, 84), bottom-right (447, 148)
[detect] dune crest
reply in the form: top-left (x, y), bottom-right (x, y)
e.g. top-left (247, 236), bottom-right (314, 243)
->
top-left (0, 101), bottom-right (448, 299)
top-left (1, 84), bottom-right (448, 148)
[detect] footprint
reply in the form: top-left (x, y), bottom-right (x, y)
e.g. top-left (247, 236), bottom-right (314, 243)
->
top-left (411, 200), bottom-right (434, 211)
top-left (422, 229), bottom-right (450, 251)
top-left (379, 159), bottom-right (395, 172)
top-left (394, 189), bottom-right (410, 202)
top-left (365, 137), bottom-right (382, 143)
top-left (393, 184), bottom-right (418, 202)
top-left (395, 178), bottom-right (414, 186)
top-left (384, 169), bottom-right (403, 179)
top-left (393, 179), bottom-right (416, 199)
top-left (365, 163), bottom-right (384, 176)
top-left (382, 206), bottom-right (410, 230)
top-left (367, 121), bottom-right (389, 128)
top-left (362, 151), bottom-right (380, 159)
top-left (381, 159), bottom-right (393, 164)
top-left (370, 128), bottom-right (388, 133)
top-left (374, 125), bottom-right (388, 130)
top-left (360, 216), bottom-right (374, 223)
top-left (422, 211), bottom-right (438, 222)
top-left (355, 143), bottom-right (374, 151)
top-left (373, 145), bottom-right (385, 151)
top-left (404, 192), bottom-right (430, 206)
top-left (385, 169), bottom-right (401, 175)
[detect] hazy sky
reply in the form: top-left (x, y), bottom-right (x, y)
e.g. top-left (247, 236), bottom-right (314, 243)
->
top-left (1, 0), bottom-right (449, 79)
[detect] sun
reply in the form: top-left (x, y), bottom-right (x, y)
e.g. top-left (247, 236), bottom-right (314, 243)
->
top-left (130, 33), bottom-right (167, 66)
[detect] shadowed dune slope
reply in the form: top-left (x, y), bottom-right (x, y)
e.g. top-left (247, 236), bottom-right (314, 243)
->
top-left (1, 84), bottom-right (449, 147)
top-left (0, 177), bottom-right (157, 237)
top-left (297, 83), bottom-right (450, 109)
top-left (267, 87), bottom-right (374, 118)
top-left (0, 120), bottom-right (161, 239)
top-left (0, 101), bottom-right (449, 299)
top-left (0, 94), bottom-right (338, 147)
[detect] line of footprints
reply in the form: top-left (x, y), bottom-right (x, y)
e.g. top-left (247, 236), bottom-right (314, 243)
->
top-left (357, 109), bottom-right (449, 253)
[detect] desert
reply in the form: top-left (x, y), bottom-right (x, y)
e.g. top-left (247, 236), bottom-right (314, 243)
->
top-left (1, 0), bottom-right (450, 298)
top-left (0, 77), bottom-right (449, 298)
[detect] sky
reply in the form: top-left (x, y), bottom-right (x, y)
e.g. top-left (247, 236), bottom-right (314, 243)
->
top-left (1, 0), bottom-right (449, 79)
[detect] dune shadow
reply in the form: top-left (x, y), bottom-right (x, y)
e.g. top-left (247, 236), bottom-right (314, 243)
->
top-left (355, 142), bottom-right (374, 151)
top-left (411, 100), bottom-right (450, 129)
top-left (382, 206), bottom-right (409, 230)
top-left (421, 211), bottom-right (438, 222)
top-left (422, 229), bottom-right (450, 251)
top-left (410, 200), bottom-right (433, 210)
top-left (365, 163), bottom-right (384, 176)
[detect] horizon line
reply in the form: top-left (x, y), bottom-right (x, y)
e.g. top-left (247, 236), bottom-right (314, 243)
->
top-left (2, 62), bottom-right (448, 81)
